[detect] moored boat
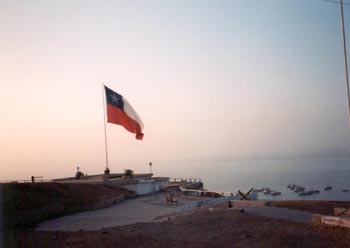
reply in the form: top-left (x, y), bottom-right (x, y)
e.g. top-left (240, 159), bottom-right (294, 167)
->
top-left (271, 191), bottom-right (281, 196)
top-left (263, 188), bottom-right (272, 195)
top-left (324, 185), bottom-right (332, 190)
top-left (299, 190), bottom-right (313, 196)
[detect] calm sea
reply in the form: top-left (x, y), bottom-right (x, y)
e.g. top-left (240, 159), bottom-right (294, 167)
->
top-left (156, 158), bottom-right (350, 201)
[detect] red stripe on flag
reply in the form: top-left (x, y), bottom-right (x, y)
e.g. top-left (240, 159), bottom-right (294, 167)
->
top-left (107, 104), bottom-right (144, 140)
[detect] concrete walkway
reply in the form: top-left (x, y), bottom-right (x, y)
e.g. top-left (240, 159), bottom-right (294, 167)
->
top-left (234, 206), bottom-right (313, 224)
top-left (36, 194), bottom-right (313, 232)
top-left (37, 193), bottom-right (203, 232)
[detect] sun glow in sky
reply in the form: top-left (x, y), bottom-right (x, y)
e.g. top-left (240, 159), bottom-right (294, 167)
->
top-left (1, 0), bottom-right (350, 180)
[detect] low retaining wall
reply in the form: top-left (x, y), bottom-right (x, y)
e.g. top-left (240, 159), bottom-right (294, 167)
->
top-left (230, 200), bottom-right (269, 207)
top-left (179, 195), bottom-right (240, 212)
top-left (312, 214), bottom-right (350, 228)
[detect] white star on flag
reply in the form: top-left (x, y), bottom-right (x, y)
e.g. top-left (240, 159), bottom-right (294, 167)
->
top-left (110, 94), bottom-right (120, 104)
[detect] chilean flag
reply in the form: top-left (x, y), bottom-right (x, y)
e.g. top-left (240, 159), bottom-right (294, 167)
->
top-left (105, 86), bottom-right (144, 140)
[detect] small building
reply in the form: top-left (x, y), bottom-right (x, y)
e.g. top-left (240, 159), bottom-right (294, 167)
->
top-left (53, 173), bottom-right (170, 196)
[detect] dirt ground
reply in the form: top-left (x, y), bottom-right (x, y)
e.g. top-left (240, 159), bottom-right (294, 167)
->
top-left (6, 202), bottom-right (350, 248)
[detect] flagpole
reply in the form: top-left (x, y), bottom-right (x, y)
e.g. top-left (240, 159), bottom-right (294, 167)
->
top-left (102, 83), bottom-right (109, 169)
top-left (340, 0), bottom-right (350, 128)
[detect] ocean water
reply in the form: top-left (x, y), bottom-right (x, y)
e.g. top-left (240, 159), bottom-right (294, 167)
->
top-left (155, 158), bottom-right (350, 201)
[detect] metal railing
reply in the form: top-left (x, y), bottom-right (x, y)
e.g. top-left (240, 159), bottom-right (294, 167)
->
top-left (179, 186), bottom-right (238, 198)
top-left (0, 179), bottom-right (52, 184)
top-left (170, 178), bottom-right (201, 183)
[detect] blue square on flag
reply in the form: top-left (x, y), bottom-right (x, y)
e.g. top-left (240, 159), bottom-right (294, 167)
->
top-left (105, 86), bottom-right (124, 109)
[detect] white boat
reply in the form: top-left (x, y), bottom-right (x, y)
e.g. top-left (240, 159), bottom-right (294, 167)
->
top-left (324, 185), bottom-right (332, 190)
top-left (270, 191), bottom-right (281, 196)
top-left (299, 190), bottom-right (313, 196)
top-left (263, 188), bottom-right (272, 195)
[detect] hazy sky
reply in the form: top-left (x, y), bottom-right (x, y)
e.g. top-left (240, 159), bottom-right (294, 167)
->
top-left (1, 0), bottom-right (350, 180)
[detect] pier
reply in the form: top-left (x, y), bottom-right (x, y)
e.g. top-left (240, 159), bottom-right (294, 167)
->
top-left (164, 177), bottom-right (251, 200)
